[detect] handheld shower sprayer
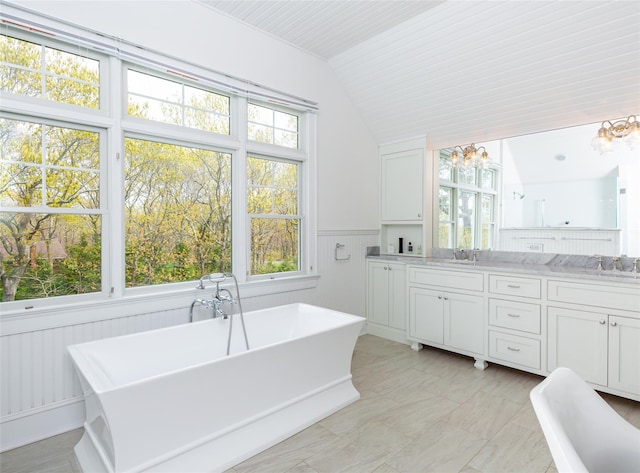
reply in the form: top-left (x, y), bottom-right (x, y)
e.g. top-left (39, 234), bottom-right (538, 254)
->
top-left (196, 272), bottom-right (232, 289)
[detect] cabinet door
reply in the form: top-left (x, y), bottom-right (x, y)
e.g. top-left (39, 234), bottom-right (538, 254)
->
top-left (381, 149), bottom-right (423, 221)
top-left (387, 263), bottom-right (406, 330)
top-left (608, 315), bottom-right (640, 396)
top-left (409, 287), bottom-right (443, 344)
top-left (548, 306), bottom-right (608, 386)
top-left (367, 262), bottom-right (390, 325)
top-left (445, 292), bottom-right (484, 354)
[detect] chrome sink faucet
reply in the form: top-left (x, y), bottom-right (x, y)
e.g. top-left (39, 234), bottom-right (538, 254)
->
top-left (612, 256), bottom-right (622, 271)
top-left (591, 255), bottom-right (604, 271)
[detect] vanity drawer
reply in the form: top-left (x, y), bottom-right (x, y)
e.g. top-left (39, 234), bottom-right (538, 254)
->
top-left (548, 280), bottom-right (640, 312)
top-left (409, 267), bottom-right (483, 292)
top-left (489, 274), bottom-right (541, 299)
top-left (489, 298), bottom-right (541, 334)
top-left (489, 331), bottom-right (541, 370)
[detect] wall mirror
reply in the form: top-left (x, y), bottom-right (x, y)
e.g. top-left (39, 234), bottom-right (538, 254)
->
top-left (437, 120), bottom-right (640, 257)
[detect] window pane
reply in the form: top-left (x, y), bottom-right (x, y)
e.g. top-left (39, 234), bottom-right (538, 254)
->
top-left (0, 212), bottom-right (102, 301)
top-left (1, 35), bottom-right (100, 108)
top-left (1, 163), bottom-right (42, 207)
top-left (481, 223), bottom-right (494, 249)
top-left (458, 167), bottom-right (476, 186)
top-left (458, 191), bottom-right (476, 248)
top-left (248, 103), bottom-right (299, 149)
top-left (127, 69), bottom-right (230, 134)
top-left (482, 194), bottom-right (494, 222)
top-left (248, 122), bottom-right (273, 144)
top-left (1, 119), bottom-right (100, 209)
top-left (439, 223), bottom-right (453, 248)
top-left (250, 218), bottom-right (299, 275)
top-left (439, 187), bottom-right (452, 221)
top-left (124, 138), bottom-right (231, 287)
top-left (481, 169), bottom-right (495, 190)
top-left (439, 155), bottom-right (453, 180)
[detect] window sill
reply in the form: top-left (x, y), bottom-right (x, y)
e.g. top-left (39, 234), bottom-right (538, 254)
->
top-left (0, 274), bottom-right (319, 336)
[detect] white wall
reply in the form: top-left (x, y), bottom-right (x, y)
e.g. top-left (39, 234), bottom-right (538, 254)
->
top-left (1, 1), bottom-right (381, 451)
top-left (522, 176), bottom-right (618, 228)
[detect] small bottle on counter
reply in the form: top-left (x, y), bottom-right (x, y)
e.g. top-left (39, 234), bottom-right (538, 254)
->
top-left (407, 242), bottom-right (413, 253)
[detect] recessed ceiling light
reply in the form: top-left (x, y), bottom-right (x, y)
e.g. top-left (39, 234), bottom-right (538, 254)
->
top-left (554, 154), bottom-right (567, 161)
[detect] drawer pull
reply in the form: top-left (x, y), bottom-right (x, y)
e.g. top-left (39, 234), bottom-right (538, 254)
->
top-left (610, 321), bottom-right (618, 327)
top-left (507, 313), bottom-right (521, 318)
top-left (507, 284), bottom-right (521, 289)
top-left (599, 320), bottom-right (606, 325)
top-left (507, 346), bottom-right (521, 352)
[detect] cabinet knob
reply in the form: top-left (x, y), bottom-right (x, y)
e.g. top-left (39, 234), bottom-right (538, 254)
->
top-left (438, 295), bottom-right (443, 300)
top-left (610, 321), bottom-right (618, 327)
top-left (418, 213), bottom-right (421, 218)
top-left (443, 297), bottom-right (448, 301)
top-left (599, 320), bottom-right (606, 325)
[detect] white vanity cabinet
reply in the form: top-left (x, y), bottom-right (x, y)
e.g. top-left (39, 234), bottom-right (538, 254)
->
top-left (365, 257), bottom-right (640, 400)
top-left (407, 266), bottom-right (486, 366)
top-left (547, 279), bottom-right (640, 398)
top-left (366, 260), bottom-right (407, 343)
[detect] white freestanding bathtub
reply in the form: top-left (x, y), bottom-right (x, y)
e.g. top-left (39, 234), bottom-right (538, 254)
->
top-left (68, 303), bottom-right (364, 473)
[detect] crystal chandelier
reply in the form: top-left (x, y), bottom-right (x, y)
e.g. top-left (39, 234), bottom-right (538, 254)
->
top-left (591, 115), bottom-right (640, 154)
top-left (450, 144), bottom-right (489, 168)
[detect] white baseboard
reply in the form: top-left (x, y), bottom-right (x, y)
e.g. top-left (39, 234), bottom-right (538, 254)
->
top-left (0, 399), bottom-right (85, 452)
top-left (365, 323), bottom-right (410, 345)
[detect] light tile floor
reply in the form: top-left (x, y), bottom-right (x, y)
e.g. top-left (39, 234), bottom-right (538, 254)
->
top-left (2, 335), bottom-right (639, 472)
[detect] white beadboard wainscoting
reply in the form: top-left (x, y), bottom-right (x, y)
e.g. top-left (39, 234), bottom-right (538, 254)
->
top-left (0, 230), bottom-right (378, 451)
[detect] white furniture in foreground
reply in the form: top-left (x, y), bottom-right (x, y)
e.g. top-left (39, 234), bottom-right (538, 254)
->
top-left (530, 367), bottom-right (640, 473)
top-left (68, 303), bottom-right (364, 473)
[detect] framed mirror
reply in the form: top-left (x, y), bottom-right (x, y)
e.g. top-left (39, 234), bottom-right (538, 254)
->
top-left (436, 120), bottom-right (640, 257)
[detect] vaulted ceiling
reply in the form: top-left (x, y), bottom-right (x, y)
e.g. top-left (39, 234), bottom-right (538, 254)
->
top-left (198, 1), bottom-right (640, 148)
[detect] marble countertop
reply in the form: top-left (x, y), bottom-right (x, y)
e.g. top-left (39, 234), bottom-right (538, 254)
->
top-left (368, 255), bottom-right (640, 284)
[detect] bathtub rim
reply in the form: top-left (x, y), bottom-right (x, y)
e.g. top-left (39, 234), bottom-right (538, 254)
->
top-left (68, 303), bottom-right (364, 394)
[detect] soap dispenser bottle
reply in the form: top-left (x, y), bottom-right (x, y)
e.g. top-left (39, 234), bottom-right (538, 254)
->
top-left (407, 242), bottom-right (413, 253)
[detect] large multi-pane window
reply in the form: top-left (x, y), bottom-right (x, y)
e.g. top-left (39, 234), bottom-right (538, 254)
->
top-left (247, 156), bottom-right (300, 275)
top-left (439, 151), bottom-right (499, 250)
top-left (0, 25), bottom-right (312, 306)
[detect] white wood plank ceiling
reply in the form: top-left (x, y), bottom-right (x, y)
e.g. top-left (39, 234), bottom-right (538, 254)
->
top-left (198, 1), bottom-right (640, 149)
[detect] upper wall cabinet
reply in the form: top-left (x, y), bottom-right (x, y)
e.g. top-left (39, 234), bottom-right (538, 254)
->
top-left (381, 148), bottom-right (424, 222)
top-left (379, 138), bottom-right (432, 256)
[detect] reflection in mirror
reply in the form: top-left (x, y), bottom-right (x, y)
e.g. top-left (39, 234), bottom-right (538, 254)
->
top-left (437, 121), bottom-right (640, 257)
